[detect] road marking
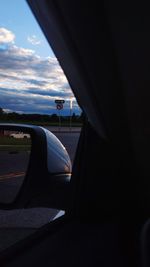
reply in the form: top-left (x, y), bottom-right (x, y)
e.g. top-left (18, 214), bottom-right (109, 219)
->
top-left (0, 172), bottom-right (25, 181)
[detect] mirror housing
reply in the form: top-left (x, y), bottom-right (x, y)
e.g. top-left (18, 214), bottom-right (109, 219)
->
top-left (0, 124), bottom-right (72, 210)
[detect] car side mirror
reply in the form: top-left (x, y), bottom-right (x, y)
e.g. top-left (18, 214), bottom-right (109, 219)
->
top-left (0, 124), bottom-right (72, 210)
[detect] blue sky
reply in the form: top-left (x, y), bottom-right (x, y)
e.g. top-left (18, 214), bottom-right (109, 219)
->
top-left (0, 0), bottom-right (80, 115)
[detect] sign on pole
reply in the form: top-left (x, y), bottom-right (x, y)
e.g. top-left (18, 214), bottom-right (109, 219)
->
top-left (55, 99), bottom-right (65, 131)
top-left (56, 103), bottom-right (63, 110)
top-left (55, 99), bottom-right (65, 104)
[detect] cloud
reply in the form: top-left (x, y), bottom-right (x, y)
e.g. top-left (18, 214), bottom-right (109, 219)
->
top-left (0, 28), bottom-right (80, 115)
top-left (26, 88), bottom-right (73, 98)
top-left (27, 35), bottom-right (41, 45)
top-left (0, 87), bottom-right (79, 115)
top-left (0, 28), bottom-right (15, 44)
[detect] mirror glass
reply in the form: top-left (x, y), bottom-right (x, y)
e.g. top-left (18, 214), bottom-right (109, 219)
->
top-left (0, 130), bottom-right (31, 203)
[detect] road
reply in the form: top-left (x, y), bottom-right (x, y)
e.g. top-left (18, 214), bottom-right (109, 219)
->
top-left (0, 151), bottom-right (30, 176)
top-left (0, 151), bottom-right (30, 203)
top-left (0, 130), bottom-right (80, 202)
top-left (0, 130), bottom-right (80, 251)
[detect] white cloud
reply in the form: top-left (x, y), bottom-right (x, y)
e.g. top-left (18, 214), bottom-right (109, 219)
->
top-left (0, 28), bottom-right (15, 44)
top-left (27, 35), bottom-right (41, 45)
top-left (10, 45), bottom-right (35, 56)
top-left (0, 28), bottom-right (80, 114)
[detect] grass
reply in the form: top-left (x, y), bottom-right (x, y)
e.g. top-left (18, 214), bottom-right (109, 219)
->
top-left (0, 145), bottom-right (31, 152)
top-left (0, 136), bottom-right (31, 152)
top-left (0, 136), bottom-right (31, 145)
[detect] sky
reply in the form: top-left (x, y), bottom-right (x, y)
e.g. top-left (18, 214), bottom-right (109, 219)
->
top-left (0, 0), bottom-right (81, 115)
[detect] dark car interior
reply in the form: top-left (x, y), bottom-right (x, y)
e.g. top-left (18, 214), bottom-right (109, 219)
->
top-left (1, 0), bottom-right (150, 266)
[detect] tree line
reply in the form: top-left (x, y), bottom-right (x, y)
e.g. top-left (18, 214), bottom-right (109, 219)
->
top-left (0, 107), bottom-right (84, 125)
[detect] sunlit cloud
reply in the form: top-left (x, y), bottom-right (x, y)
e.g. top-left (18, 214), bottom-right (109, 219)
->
top-left (0, 27), bottom-right (15, 44)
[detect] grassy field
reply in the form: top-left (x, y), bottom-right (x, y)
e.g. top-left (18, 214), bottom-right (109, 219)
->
top-left (0, 136), bottom-right (31, 145)
top-left (0, 136), bottom-right (31, 152)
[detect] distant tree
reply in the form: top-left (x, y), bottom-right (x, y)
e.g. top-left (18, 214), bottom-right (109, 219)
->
top-left (51, 113), bottom-right (58, 122)
top-left (0, 108), bottom-right (4, 122)
top-left (78, 111), bottom-right (85, 123)
top-left (72, 112), bottom-right (77, 122)
top-left (0, 107), bottom-right (4, 115)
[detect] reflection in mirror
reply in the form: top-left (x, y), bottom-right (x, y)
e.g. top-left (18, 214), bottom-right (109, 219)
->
top-left (0, 130), bottom-right (31, 203)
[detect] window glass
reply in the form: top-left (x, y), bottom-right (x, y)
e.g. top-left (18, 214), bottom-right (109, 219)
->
top-left (0, 0), bottom-right (82, 252)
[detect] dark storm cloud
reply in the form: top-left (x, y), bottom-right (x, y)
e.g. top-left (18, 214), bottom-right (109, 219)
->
top-left (0, 87), bottom-right (80, 115)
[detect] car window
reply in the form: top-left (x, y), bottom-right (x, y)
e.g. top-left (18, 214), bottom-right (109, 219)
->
top-left (0, 0), bottom-right (81, 252)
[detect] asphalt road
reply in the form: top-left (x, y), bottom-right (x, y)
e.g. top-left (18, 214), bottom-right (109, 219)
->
top-left (0, 151), bottom-right (30, 203)
top-left (0, 130), bottom-right (80, 251)
top-left (0, 131), bottom-right (80, 202)
top-left (0, 151), bottom-right (30, 176)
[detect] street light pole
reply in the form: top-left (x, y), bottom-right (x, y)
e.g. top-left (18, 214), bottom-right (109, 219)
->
top-left (70, 99), bottom-right (73, 132)
top-left (58, 109), bottom-right (61, 132)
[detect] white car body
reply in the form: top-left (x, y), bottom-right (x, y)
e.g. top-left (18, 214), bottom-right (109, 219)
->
top-left (10, 132), bottom-right (30, 139)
